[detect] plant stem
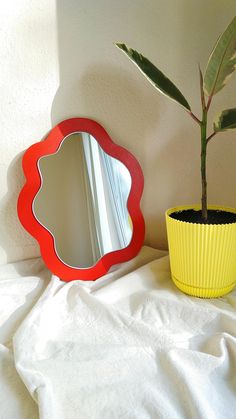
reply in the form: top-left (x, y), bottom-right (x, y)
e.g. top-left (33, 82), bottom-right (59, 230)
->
top-left (189, 111), bottom-right (201, 125)
top-left (206, 131), bottom-right (217, 143)
top-left (206, 95), bottom-right (213, 111)
top-left (201, 107), bottom-right (208, 221)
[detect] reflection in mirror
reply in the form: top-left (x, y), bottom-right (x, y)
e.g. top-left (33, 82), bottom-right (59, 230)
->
top-left (33, 133), bottom-right (132, 268)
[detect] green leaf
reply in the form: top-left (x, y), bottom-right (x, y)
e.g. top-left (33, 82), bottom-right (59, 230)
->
top-left (115, 43), bottom-right (191, 111)
top-left (204, 16), bottom-right (236, 97)
top-left (214, 108), bottom-right (236, 131)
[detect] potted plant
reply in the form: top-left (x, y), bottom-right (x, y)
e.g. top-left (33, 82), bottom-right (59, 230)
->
top-left (115, 16), bottom-right (236, 297)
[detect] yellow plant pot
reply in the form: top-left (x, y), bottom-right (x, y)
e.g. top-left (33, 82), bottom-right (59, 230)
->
top-left (166, 205), bottom-right (236, 298)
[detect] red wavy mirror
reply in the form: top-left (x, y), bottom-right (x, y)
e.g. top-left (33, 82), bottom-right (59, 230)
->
top-left (17, 118), bottom-right (145, 281)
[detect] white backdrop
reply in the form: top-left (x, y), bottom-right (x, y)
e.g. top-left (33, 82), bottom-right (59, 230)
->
top-left (1, 0), bottom-right (236, 265)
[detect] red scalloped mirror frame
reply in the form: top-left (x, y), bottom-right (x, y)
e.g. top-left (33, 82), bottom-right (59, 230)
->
top-left (17, 118), bottom-right (145, 281)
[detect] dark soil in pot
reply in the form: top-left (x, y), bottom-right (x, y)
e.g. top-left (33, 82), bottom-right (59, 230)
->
top-left (169, 209), bottom-right (236, 225)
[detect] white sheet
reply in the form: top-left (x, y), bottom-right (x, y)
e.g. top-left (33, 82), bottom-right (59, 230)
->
top-left (1, 247), bottom-right (236, 418)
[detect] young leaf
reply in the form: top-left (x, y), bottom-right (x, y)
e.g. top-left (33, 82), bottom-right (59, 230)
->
top-left (198, 64), bottom-right (206, 108)
top-left (116, 43), bottom-right (191, 111)
top-left (214, 108), bottom-right (236, 131)
top-left (204, 16), bottom-right (236, 97)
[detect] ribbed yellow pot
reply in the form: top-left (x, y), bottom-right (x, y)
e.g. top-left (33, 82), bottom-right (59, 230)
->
top-left (166, 205), bottom-right (236, 298)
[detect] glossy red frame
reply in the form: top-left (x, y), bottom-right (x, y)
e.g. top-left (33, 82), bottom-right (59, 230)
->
top-left (17, 118), bottom-right (145, 281)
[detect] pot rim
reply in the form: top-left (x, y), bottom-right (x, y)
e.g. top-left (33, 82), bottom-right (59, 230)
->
top-left (165, 204), bottom-right (236, 226)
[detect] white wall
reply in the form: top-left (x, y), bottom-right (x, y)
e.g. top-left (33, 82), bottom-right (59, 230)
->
top-left (0, 0), bottom-right (58, 263)
top-left (1, 0), bottom-right (236, 264)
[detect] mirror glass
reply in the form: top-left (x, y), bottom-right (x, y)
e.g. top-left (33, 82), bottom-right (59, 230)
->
top-left (33, 132), bottom-right (132, 268)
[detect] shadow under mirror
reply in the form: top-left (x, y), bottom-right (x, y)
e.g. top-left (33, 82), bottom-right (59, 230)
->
top-left (33, 132), bottom-right (132, 269)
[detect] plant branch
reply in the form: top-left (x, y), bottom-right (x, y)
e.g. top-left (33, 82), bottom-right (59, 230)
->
top-left (206, 95), bottom-right (213, 111)
top-left (188, 111), bottom-right (201, 125)
top-left (206, 131), bottom-right (217, 143)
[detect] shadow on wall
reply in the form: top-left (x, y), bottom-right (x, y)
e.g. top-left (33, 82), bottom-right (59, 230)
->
top-left (50, 37), bottom-right (163, 244)
top-left (0, 152), bottom-right (41, 264)
top-left (51, 0), bottom-right (166, 248)
top-left (50, 62), bottom-right (162, 243)
top-left (51, 63), bottom-right (160, 161)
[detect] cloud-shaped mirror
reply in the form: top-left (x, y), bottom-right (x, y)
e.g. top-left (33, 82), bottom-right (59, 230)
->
top-left (17, 118), bottom-right (145, 281)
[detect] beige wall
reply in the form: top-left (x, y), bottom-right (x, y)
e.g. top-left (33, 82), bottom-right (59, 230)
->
top-left (1, 0), bottom-right (236, 263)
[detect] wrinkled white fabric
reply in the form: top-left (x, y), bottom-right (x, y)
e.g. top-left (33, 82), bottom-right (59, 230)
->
top-left (0, 246), bottom-right (164, 418)
top-left (1, 246), bottom-right (236, 418)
